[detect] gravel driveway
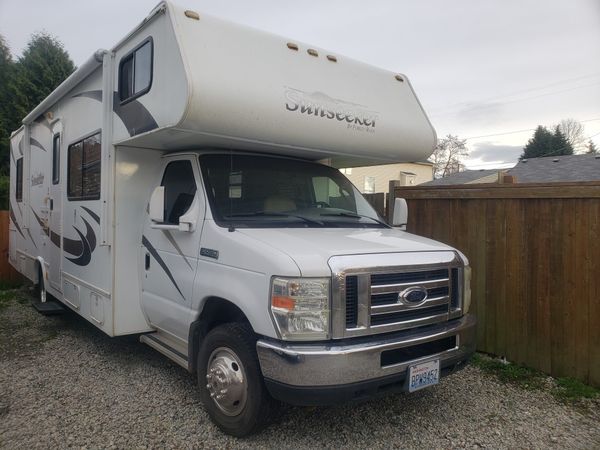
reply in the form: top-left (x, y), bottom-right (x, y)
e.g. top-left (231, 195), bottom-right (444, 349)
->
top-left (1, 289), bottom-right (599, 449)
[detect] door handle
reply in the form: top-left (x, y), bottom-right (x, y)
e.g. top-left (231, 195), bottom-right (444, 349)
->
top-left (49, 199), bottom-right (54, 211)
top-left (145, 253), bottom-right (150, 270)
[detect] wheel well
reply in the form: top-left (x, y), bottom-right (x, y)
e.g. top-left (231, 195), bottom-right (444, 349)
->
top-left (188, 297), bottom-right (250, 373)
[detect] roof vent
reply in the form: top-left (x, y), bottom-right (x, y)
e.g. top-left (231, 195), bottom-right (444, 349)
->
top-left (595, 155), bottom-right (600, 159)
top-left (521, 159), bottom-right (528, 163)
top-left (553, 158), bottom-right (559, 162)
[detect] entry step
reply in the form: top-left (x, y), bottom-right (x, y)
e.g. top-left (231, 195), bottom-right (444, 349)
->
top-left (140, 332), bottom-right (188, 369)
top-left (31, 300), bottom-right (65, 315)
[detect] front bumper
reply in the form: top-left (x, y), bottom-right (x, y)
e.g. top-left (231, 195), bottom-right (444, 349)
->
top-left (256, 314), bottom-right (476, 405)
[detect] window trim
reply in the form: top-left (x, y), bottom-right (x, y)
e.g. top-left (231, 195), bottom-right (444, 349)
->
top-left (52, 133), bottom-right (60, 185)
top-left (118, 37), bottom-right (154, 105)
top-left (15, 157), bottom-right (23, 202)
top-left (159, 159), bottom-right (198, 225)
top-left (67, 129), bottom-right (102, 202)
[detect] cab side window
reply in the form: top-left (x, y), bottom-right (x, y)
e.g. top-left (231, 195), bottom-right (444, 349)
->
top-left (161, 161), bottom-right (197, 225)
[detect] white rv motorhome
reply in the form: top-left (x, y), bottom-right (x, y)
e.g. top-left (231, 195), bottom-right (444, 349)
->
top-left (9, 1), bottom-right (475, 436)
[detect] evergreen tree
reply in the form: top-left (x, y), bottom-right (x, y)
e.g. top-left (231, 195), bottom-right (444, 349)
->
top-left (550, 126), bottom-right (573, 156)
top-left (11, 32), bottom-right (75, 123)
top-left (0, 32), bottom-right (74, 174)
top-left (520, 125), bottom-right (575, 159)
top-left (520, 126), bottom-right (554, 159)
top-left (588, 140), bottom-right (598, 154)
top-left (0, 35), bottom-right (15, 173)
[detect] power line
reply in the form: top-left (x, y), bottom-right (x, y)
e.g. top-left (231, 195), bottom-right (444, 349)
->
top-left (462, 131), bottom-right (600, 169)
top-left (464, 117), bottom-right (600, 140)
top-left (429, 81), bottom-right (600, 118)
top-left (428, 72), bottom-right (600, 116)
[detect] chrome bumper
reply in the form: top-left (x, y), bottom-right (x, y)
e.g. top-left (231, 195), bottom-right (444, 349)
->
top-left (256, 314), bottom-right (476, 387)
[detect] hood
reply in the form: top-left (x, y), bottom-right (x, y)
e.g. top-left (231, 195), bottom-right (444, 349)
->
top-left (236, 227), bottom-right (455, 276)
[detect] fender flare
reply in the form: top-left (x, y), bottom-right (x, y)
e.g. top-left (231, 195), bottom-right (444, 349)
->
top-left (34, 256), bottom-right (46, 286)
top-left (187, 296), bottom-right (250, 373)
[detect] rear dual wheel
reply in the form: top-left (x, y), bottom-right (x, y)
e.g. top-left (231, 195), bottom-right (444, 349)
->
top-left (197, 323), bottom-right (277, 437)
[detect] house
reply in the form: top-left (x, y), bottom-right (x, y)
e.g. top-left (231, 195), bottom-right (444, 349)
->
top-left (340, 162), bottom-right (433, 194)
top-left (420, 168), bottom-right (506, 186)
top-left (508, 153), bottom-right (600, 183)
top-left (420, 154), bottom-right (600, 186)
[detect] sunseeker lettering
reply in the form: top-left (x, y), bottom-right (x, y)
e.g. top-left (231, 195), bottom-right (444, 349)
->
top-left (284, 88), bottom-right (377, 132)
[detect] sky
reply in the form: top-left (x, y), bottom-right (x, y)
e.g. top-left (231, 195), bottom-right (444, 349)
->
top-left (1, 0), bottom-right (599, 169)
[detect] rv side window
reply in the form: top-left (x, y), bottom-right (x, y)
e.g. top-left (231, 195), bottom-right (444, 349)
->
top-left (119, 39), bottom-right (153, 103)
top-left (15, 158), bottom-right (23, 202)
top-left (161, 161), bottom-right (197, 225)
top-left (68, 132), bottom-right (101, 201)
top-left (52, 134), bottom-right (60, 184)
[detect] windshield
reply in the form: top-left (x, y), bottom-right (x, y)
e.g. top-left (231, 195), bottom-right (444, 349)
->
top-left (199, 154), bottom-right (387, 228)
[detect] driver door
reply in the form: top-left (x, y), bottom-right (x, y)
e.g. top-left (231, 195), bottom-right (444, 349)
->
top-left (141, 156), bottom-right (205, 341)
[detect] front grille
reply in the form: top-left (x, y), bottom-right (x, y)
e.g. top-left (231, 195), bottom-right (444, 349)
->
top-left (371, 268), bottom-right (448, 286)
top-left (345, 275), bottom-right (358, 328)
top-left (371, 304), bottom-right (449, 326)
top-left (340, 265), bottom-right (459, 337)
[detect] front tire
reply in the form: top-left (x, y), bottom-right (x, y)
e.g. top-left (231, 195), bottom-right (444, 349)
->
top-left (197, 323), bottom-right (277, 437)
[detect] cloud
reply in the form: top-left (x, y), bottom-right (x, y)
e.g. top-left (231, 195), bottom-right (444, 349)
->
top-left (468, 141), bottom-right (523, 164)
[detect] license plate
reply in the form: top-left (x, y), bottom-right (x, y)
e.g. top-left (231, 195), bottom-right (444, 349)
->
top-left (408, 359), bottom-right (440, 392)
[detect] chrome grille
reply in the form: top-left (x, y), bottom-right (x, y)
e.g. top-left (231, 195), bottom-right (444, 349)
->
top-left (345, 275), bottom-right (358, 328)
top-left (330, 252), bottom-right (464, 339)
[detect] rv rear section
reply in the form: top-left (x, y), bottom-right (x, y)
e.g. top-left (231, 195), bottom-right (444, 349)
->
top-left (9, 1), bottom-right (475, 437)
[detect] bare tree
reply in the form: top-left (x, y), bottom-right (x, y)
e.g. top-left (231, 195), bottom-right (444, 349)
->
top-left (429, 134), bottom-right (468, 178)
top-left (557, 118), bottom-right (586, 154)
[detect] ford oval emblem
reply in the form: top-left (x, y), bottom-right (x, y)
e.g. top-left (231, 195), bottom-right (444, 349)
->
top-left (398, 286), bottom-right (428, 306)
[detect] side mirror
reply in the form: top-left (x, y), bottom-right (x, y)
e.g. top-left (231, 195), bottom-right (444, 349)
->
top-left (177, 195), bottom-right (199, 232)
top-left (392, 197), bottom-right (408, 230)
top-left (149, 186), bottom-right (165, 223)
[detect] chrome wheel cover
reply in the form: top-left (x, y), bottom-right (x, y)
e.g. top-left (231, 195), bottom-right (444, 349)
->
top-left (205, 347), bottom-right (248, 416)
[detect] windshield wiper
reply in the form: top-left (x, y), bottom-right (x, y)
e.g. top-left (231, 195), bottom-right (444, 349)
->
top-left (225, 211), bottom-right (324, 226)
top-left (319, 211), bottom-right (390, 228)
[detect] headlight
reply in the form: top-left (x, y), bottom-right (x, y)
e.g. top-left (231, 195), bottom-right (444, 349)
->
top-left (463, 266), bottom-right (472, 314)
top-left (270, 277), bottom-right (330, 340)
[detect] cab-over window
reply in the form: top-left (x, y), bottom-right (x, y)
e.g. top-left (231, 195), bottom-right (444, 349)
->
top-left (119, 38), bottom-right (153, 103)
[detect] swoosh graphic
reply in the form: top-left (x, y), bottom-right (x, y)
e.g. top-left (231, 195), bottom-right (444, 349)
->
top-left (30, 137), bottom-right (47, 152)
top-left (81, 206), bottom-right (100, 224)
top-left (161, 229), bottom-right (193, 270)
top-left (26, 228), bottom-right (38, 249)
top-left (66, 224), bottom-right (92, 266)
top-left (142, 235), bottom-right (185, 299)
top-left (73, 90), bottom-right (158, 137)
top-left (31, 208), bottom-right (97, 266)
top-left (63, 217), bottom-right (96, 263)
top-left (9, 202), bottom-right (25, 239)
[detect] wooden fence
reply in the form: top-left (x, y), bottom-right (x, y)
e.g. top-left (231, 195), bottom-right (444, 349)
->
top-left (363, 192), bottom-right (387, 219)
top-left (0, 211), bottom-right (21, 284)
top-left (389, 181), bottom-right (600, 387)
